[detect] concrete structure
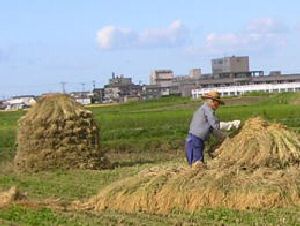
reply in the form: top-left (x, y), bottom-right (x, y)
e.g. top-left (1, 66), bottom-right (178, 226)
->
top-left (149, 70), bottom-right (174, 87)
top-left (70, 92), bottom-right (93, 105)
top-left (102, 73), bottom-right (142, 103)
top-left (109, 72), bottom-right (133, 86)
top-left (93, 88), bottom-right (104, 103)
top-left (212, 56), bottom-right (249, 78)
top-left (0, 101), bottom-right (6, 110)
top-left (141, 85), bottom-right (161, 100)
top-left (192, 82), bottom-right (300, 99)
top-left (103, 87), bottom-right (120, 103)
top-left (97, 55), bottom-right (300, 102)
top-left (189, 69), bottom-right (201, 79)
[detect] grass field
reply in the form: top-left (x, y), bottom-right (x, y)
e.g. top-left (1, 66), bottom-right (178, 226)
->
top-left (0, 93), bottom-right (300, 225)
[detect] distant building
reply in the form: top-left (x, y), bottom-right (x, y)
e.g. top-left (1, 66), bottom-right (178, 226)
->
top-left (109, 72), bottom-right (133, 86)
top-left (212, 56), bottom-right (249, 78)
top-left (70, 92), bottom-right (93, 105)
top-left (5, 95), bottom-right (36, 110)
top-left (142, 85), bottom-right (161, 100)
top-left (103, 87), bottom-right (120, 103)
top-left (149, 70), bottom-right (174, 87)
top-left (93, 88), bottom-right (104, 103)
top-left (102, 73), bottom-right (142, 103)
top-left (189, 69), bottom-right (201, 79)
top-left (12, 95), bottom-right (36, 104)
top-left (0, 101), bottom-right (6, 110)
top-left (192, 82), bottom-right (300, 98)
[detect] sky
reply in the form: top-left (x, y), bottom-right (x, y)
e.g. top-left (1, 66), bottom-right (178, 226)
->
top-left (1, 0), bottom-right (300, 97)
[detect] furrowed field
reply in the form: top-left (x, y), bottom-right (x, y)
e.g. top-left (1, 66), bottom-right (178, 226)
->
top-left (0, 93), bottom-right (300, 225)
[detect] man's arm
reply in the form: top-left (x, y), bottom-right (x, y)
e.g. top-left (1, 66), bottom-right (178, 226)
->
top-left (205, 108), bottom-right (220, 130)
top-left (205, 109), bottom-right (225, 140)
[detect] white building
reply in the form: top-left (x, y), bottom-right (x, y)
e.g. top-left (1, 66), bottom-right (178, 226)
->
top-left (5, 95), bottom-right (36, 110)
top-left (70, 92), bottom-right (93, 105)
top-left (192, 82), bottom-right (300, 99)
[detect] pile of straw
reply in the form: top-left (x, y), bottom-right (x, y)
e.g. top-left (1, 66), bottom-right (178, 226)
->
top-left (14, 94), bottom-right (110, 171)
top-left (211, 117), bottom-right (300, 169)
top-left (73, 117), bottom-right (300, 214)
top-left (73, 165), bottom-right (300, 214)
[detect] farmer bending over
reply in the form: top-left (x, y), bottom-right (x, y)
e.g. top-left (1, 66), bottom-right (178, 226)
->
top-left (185, 91), bottom-right (224, 168)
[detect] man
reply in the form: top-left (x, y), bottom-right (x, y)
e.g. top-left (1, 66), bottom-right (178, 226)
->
top-left (185, 91), bottom-right (224, 168)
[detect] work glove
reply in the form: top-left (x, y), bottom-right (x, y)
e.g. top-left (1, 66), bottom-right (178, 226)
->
top-left (220, 120), bottom-right (240, 131)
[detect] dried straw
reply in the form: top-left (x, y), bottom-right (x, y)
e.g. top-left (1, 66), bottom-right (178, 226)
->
top-left (73, 117), bottom-right (300, 214)
top-left (14, 94), bottom-right (110, 172)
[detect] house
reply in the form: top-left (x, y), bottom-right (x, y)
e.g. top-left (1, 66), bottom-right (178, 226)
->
top-left (5, 95), bottom-right (36, 110)
top-left (0, 101), bottom-right (6, 110)
top-left (70, 92), bottom-right (93, 105)
top-left (92, 88), bottom-right (104, 103)
top-left (102, 73), bottom-right (143, 103)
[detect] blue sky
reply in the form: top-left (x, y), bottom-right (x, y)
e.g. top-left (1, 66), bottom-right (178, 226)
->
top-left (1, 0), bottom-right (300, 96)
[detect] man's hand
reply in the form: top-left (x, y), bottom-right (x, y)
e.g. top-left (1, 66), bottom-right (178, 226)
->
top-left (220, 120), bottom-right (240, 131)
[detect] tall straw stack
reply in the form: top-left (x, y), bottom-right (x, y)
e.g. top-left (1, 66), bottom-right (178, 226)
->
top-left (14, 94), bottom-right (109, 172)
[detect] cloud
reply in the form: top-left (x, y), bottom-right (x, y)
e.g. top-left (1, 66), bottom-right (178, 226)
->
top-left (246, 18), bottom-right (288, 34)
top-left (138, 20), bottom-right (188, 47)
top-left (188, 18), bottom-right (288, 56)
top-left (96, 26), bottom-right (137, 49)
top-left (96, 20), bottom-right (189, 50)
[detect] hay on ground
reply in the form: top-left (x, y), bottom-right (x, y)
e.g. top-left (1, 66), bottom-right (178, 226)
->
top-left (14, 94), bottom-right (110, 172)
top-left (73, 165), bottom-right (300, 214)
top-left (0, 187), bottom-right (26, 208)
top-left (72, 117), bottom-right (300, 214)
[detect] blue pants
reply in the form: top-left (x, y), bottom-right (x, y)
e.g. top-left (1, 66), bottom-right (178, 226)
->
top-left (185, 133), bottom-right (205, 165)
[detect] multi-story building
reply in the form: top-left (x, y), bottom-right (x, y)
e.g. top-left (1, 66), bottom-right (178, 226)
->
top-left (141, 85), bottom-right (161, 100)
top-left (149, 70), bottom-right (174, 87)
top-left (70, 92), bottom-right (93, 105)
top-left (189, 69), bottom-right (201, 79)
top-left (109, 72), bottom-right (133, 86)
top-left (103, 87), bottom-right (120, 103)
top-left (92, 88), bottom-right (104, 103)
top-left (102, 73), bottom-right (142, 103)
top-left (212, 56), bottom-right (250, 78)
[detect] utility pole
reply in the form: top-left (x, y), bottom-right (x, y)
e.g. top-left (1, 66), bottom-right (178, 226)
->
top-left (80, 83), bottom-right (85, 93)
top-left (60, 81), bottom-right (66, 94)
top-left (92, 80), bottom-right (96, 90)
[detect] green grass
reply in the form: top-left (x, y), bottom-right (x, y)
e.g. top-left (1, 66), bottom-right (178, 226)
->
top-left (1, 205), bottom-right (299, 225)
top-left (0, 167), bottom-right (141, 201)
top-left (1, 93), bottom-right (300, 159)
top-left (0, 93), bottom-right (300, 225)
